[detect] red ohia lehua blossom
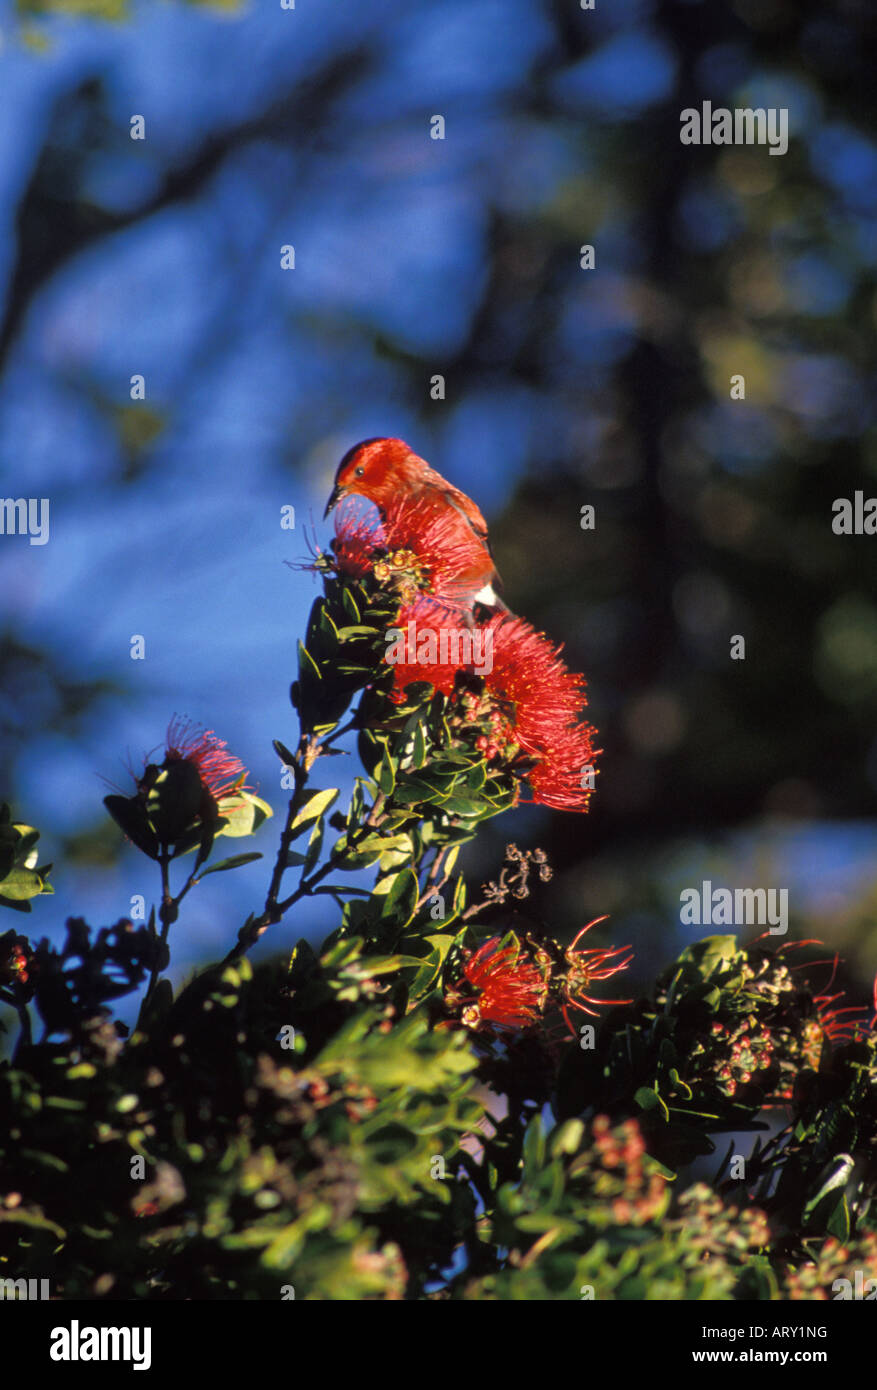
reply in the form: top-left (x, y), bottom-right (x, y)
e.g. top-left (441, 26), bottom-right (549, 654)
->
top-left (162, 716), bottom-right (252, 807)
top-left (103, 716), bottom-right (256, 859)
top-left (781, 943), bottom-right (872, 1055)
top-left (448, 922), bottom-right (633, 1040)
top-left (385, 602), bottom-right (600, 811)
top-left (454, 935), bottom-right (550, 1032)
top-left (545, 916), bottom-right (634, 1039)
top-left (331, 491), bottom-right (502, 613)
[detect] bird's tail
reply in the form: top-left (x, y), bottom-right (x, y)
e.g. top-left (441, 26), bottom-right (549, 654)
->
top-left (470, 590), bottom-right (513, 625)
top-left (471, 572), bottom-right (513, 619)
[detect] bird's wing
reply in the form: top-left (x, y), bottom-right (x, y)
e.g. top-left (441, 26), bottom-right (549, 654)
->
top-left (441, 486), bottom-right (506, 598)
top-left (422, 467), bottom-right (490, 541)
top-left (443, 488), bottom-right (489, 542)
top-left (415, 460), bottom-right (506, 600)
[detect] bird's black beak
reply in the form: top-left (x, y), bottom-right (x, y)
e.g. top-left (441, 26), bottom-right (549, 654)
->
top-left (324, 483), bottom-right (345, 519)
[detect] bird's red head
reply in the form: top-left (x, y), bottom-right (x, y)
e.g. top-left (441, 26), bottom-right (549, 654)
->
top-left (324, 437), bottom-right (422, 517)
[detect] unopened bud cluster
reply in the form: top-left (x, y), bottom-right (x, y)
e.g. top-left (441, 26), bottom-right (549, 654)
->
top-left (569, 1116), bottom-right (668, 1227)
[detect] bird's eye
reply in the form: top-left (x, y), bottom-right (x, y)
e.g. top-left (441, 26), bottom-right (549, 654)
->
top-left (354, 465), bottom-right (365, 477)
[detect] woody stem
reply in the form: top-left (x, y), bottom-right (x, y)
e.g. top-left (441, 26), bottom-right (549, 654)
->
top-left (139, 850), bottom-right (173, 1024)
top-left (264, 733), bottom-right (317, 919)
top-left (3, 990), bottom-right (32, 1060)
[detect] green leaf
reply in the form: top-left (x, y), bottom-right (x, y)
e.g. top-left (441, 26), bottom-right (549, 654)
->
top-left (356, 833), bottom-right (413, 875)
top-left (441, 794), bottom-right (486, 817)
top-left (192, 812), bottom-right (217, 870)
top-left (314, 602), bottom-right (341, 646)
top-left (335, 833), bottom-right (389, 870)
top-left (0, 1207), bottom-right (65, 1240)
top-left (216, 792), bottom-right (274, 839)
top-left (827, 1194), bottom-right (851, 1243)
top-left (380, 868), bottom-right (419, 929)
top-left (0, 865), bottom-right (46, 900)
top-left (343, 954), bottom-right (413, 979)
top-left (377, 743), bottom-right (396, 796)
top-left (738, 1255), bottom-right (780, 1301)
top-left (335, 624), bottom-right (381, 640)
top-left (411, 722), bottom-right (428, 769)
top-left (290, 788), bottom-right (339, 837)
top-left (10, 828), bottom-right (39, 862)
top-left (551, 1119), bottom-right (584, 1157)
top-left (378, 833), bottom-right (413, 872)
top-left (273, 738), bottom-right (297, 768)
top-left (137, 978), bottom-right (174, 1032)
top-left (20, 1148), bottom-right (70, 1173)
top-left (0, 894), bottom-right (33, 913)
top-left (522, 1116), bottom-right (546, 1181)
top-left (678, 935), bottom-right (741, 983)
top-left (634, 1086), bottom-right (670, 1122)
top-left (146, 760), bottom-right (204, 843)
top-left (198, 852), bottom-right (263, 877)
top-left (405, 932), bottom-right (458, 1002)
top-left (391, 777), bottom-right (440, 805)
top-left (340, 586), bottom-right (361, 622)
top-left (805, 1154), bottom-right (855, 1214)
top-left (303, 815), bottom-right (325, 876)
top-left (465, 763), bottom-right (486, 792)
top-left (643, 1154), bottom-right (677, 1182)
top-left (103, 794), bottom-right (160, 860)
top-left (668, 1067), bottom-right (693, 1100)
top-left (297, 639), bottom-right (321, 684)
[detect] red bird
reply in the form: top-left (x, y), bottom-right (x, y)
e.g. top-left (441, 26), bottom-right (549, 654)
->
top-left (324, 437), bottom-right (506, 612)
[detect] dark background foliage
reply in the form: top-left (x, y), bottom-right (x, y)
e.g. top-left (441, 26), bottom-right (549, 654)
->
top-left (2, 0), bottom-right (876, 1004)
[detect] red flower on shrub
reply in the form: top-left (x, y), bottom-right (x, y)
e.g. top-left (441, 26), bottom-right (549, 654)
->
top-left (332, 494), bottom-right (495, 610)
top-left (163, 716), bottom-right (251, 806)
top-left (454, 935), bottom-right (549, 1032)
top-left (551, 917), bottom-right (634, 1038)
top-left (386, 604), bottom-right (600, 811)
top-left (447, 923), bottom-right (631, 1041)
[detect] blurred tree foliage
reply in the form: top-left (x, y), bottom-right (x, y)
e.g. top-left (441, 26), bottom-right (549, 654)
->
top-left (15, 0), bottom-right (241, 25)
top-left (2, 4), bottom-right (876, 989)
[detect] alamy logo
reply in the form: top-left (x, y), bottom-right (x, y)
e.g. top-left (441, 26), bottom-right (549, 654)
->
top-left (833, 1271), bottom-right (877, 1300)
top-left (680, 102), bottom-right (789, 156)
top-left (832, 492), bottom-right (877, 534)
top-left (0, 1276), bottom-right (50, 1299)
top-left (385, 619), bottom-right (494, 676)
top-left (0, 497), bottom-right (50, 545)
top-left (50, 1320), bottom-right (151, 1371)
top-left (680, 880), bottom-right (788, 934)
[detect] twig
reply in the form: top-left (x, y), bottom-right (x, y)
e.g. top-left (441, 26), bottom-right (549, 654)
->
top-left (417, 846), bottom-right (449, 910)
top-left (139, 850), bottom-right (174, 1023)
top-left (220, 778), bottom-right (388, 967)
